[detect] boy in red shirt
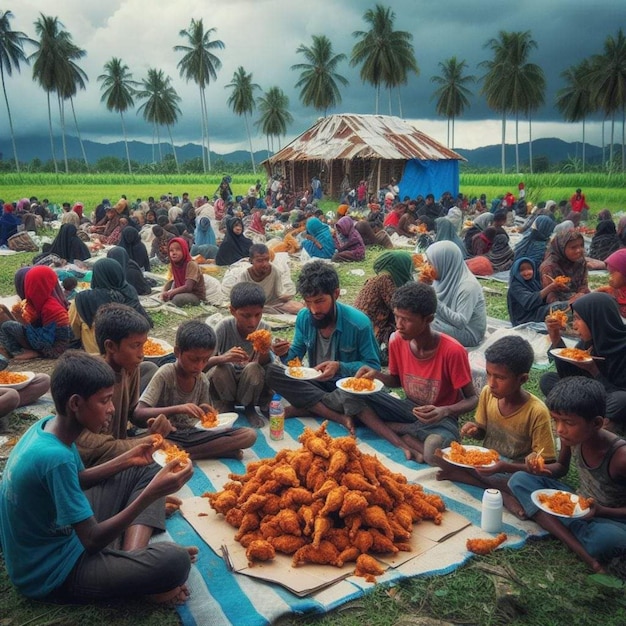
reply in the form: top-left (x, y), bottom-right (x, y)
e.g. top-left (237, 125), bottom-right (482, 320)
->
top-left (351, 282), bottom-right (478, 464)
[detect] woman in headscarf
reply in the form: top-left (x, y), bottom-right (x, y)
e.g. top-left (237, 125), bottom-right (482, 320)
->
top-left (354, 204), bottom-right (393, 248)
top-left (434, 216), bottom-right (467, 257)
top-left (553, 219), bottom-right (575, 236)
top-left (354, 251), bottom-right (414, 363)
top-left (596, 249), bottom-right (626, 318)
top-left (332, 216), bottom-right (365, 262)
top-left (539, 230), bottom-right (589, 304)
top-left (215, 216), bottom-right (253, 266)
top-left (541, 292), bottom-right (626, 434)
top-left (470, 226), bottom-right (497, 257)
top-left (107, 246), bottom-right (152, 296)
top-left (150, 224), bottom-right (175, 264)
top-left (513, 215), bottom-right (556, 266)
top-left (301, 216), bottom-right (335, 260)
top-left (426, 241), bottom-right (487, 347)
top-left (92, 207), bottom-right (123, 245)
top-left (507, 257), bottom-right (568, 326)
top-left (0, 203), bottom-right (20, 246)
top-left (564, 211), bottom-right (582, 228)
top-left (446, 207), bottom-right (463, 233)
top-left (0, 266), bottom-right (71, 362)
top-left (463, 212), bottom-right (493, 257)
top-left (485, 232), bottom-right (515, 273)
top-left (588, 220), bottom-right (621, 262)
top-left (119, 225), bottom-right (150, 271)
top-left (42, 224), bottom-right (91, 264)
top-left (70, 258), bottom-right (152, 353)
top-left (191, 216), bottom-right (218, 260)
top-left (161, 237), bottom-right (205, 307)
top-left (617, 216), bottom-right (626, 247)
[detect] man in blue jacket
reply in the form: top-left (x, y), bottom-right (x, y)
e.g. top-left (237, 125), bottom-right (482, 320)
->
top-left (267, 261), bottom-right (380, 434)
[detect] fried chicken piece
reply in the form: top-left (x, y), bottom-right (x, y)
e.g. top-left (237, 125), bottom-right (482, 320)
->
top-left (274, 509), bottom-right (302, 536)
top-left (378, 474), bottom-right (405, 504)
top-left (292, 540), bottom-right (340, 567)
top-left (247, 329), bottom-right (272, 353)
top-left (367, 528), bottom-right (399, 554)
top-left (366, 486), bottom-right (394, 510)
top-left (261, 494), bottom-right (282, 516)
top-left (259, 518), bottom-right (282, 539)
top-left (221, 481), bottom-right (243, 495)
top-left (269, 535), bottom-right (309, 555)
top-left (254, 464), bottom-right (276, 483)
top-left (352, 529), bottom-right (374, 554)
top-left (225, 507), bottom-right (245, 528)
top-left (343, 512), bottom-right (363, 540)
top-left (466, 533), bottom-right (507, 555)
top-left (334, 546), bottom-right (360, 567)
top-left (395, 542), bottom-right (412, 552)
top-left (257, 479), bottom-right (282, 495)
top-left (305, 457), bottom-right (329, 491)
top-left (272, 464), bottom-right (300, 487)
top-left (354, 554), bottom-right (385, 583)
top-left (280, 487), bottom-right (313, 509)
top-left (237, 479), bottom-right (262, 503)
top-left (388, 518), bottom-right (411, 541)
top-left (246, 539), bottom-right (276, 565)
top-left (392, 503), bottom-right (415, 532)
top-left (292, 450), bottom-right (314, 482)
top-left (319, 485), bottom-right (348, 517)
top-left (209, 490), bottom-right (239, 515)
top-left (305, 435), bottom-right (331, 459)
top-left (327, 449), bottom-right (349, 478)
top-left (238, 531), bottom-right (264, 548)
top-left (241, 493), bottom-right (269, 513)
top-left (359, 454), bottom-right (381, 486)
top-left (313, 478), bottom-right (339, 501)
top-left (330, 436), bottom-right (359, 457)
top-left (299, 500), bottom-right (324, 536)
top-left (312, 515), bottom-right (333, 548)
top-left (338, 491), bottom-right (369, 518)
top-left (234, 512), bottom-right (261, 541)
top-left (421, 492), bottom-right (446, 512)
top-left (363, 505), bottom-right (394, 540)
top-left (324, 527), bottom-right (351, 552)
top-left (341, 472), bottom-right (377, 493)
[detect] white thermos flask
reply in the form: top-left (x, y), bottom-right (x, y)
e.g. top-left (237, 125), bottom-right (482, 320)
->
top-left (481, 488), bottom-right (503, 533)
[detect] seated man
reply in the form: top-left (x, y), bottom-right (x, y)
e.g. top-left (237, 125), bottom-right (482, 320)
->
top-left (267, 261), bottom-right (380, 434)
top-left (237, 243), bottom-right (303, 315)
top-left (352, 282), bottom-right (478, 463)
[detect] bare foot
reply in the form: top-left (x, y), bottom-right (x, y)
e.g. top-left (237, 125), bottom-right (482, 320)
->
top-left (502, 491), bottom-right (527, 520)
top-left (401, 434), bottom-right (424, 463)
top-left (146, 584), bottom-right (190, 606)
top-left (186, 546), bottom-right (199, 563)
top-left (244, 405), bottom-right (265, 428)
top-left (284, 405), bottom-right (314, 419)
top-left (165, 495), bottom-right (182, 517)
top-left (222, 448), bottom-right (244, 460)
top-left (14, 350), bottom-right (39, 361)
top-left (335, 413), bottom-right (356, 437)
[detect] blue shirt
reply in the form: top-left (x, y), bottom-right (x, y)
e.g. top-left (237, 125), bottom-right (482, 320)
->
top-left (284, 301), bottom-right (380, 376)
top-left (0, 416), bottom-right (92, 598)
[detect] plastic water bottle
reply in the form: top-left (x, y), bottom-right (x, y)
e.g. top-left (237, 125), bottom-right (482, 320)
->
top-left (481, 488), bottom-right (503, 533)
top-left (269, 394), bottom-right (284, 441)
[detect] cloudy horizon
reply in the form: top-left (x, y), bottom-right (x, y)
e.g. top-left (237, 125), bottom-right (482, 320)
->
top-left (2, 0), bottom-right (624, 155)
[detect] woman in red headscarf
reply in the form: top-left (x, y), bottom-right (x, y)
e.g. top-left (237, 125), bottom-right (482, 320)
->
top-left (161, 237), bottom-right (206, 307)
top-left (0, 266), bottom-right (71, 363)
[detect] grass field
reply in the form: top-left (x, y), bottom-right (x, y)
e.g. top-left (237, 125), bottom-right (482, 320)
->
top-left (1, 191), bottom-right (625, 625)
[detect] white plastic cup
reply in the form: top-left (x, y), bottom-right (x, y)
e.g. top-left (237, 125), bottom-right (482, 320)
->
top-left (481, 488), bottom-right (503, 533)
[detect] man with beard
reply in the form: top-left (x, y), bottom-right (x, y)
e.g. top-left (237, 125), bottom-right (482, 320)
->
top-left (267, 261), bottom-right (380, 434)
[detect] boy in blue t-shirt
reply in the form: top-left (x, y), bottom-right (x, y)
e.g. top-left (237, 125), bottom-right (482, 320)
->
top-left (0, 351), bottom-right (194, 604)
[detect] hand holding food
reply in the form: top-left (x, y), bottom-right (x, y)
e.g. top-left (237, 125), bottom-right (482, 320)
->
top-left (224, 346), bottom-right (249, 364)
top-left (200, 406), bottom-right (219, 428)
top-left (546, 309), bottom-right (568, 329)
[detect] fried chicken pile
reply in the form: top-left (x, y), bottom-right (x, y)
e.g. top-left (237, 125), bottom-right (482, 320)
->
top-left (204, 422), bottom-right (446, 582)
top-left (466, 532), bottom-right (507, 555)
top-left (537, 491), bottom-right (590, 516)
top-left (247, 329), bottom-right (272, 353)
top-left (418, 263), bottom-right (437, 284)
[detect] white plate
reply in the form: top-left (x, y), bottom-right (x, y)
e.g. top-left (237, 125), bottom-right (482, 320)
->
top-left (285, 366), bottom-right (322, 380)
top-left (336, 377), bottom-right (384, 395)
top-left (0, 371), bottom-right (35, 391)
top-left (440, 445), bottom-right (499, 469)
top-left (152, 448), bottom-right (191, 469)
top-left (195, 412), bottom-right (238, 433)
top-left (531, 489), bottom-right (590, 519)
top-left (549, 348), bottom-right (593, 364)
top-left (143, 337), bottom-right (174, 361)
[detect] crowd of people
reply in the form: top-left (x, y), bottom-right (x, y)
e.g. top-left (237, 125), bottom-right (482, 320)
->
top-left (0, 180), bottom-right (625, 606)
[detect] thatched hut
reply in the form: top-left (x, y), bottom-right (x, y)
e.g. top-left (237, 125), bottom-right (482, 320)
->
top-left (261, 114), bottom-right (465, 201)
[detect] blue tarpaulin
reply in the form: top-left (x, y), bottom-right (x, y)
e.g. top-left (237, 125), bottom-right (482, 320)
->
top-left (398, 158), bottom-right (459, 200)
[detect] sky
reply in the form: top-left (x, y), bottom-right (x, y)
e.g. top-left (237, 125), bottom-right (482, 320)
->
top-left (3, 0), bottom-right (624, 154)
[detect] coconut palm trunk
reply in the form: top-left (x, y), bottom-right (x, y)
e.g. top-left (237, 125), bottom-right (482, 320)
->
top-left (0, 66), bottom-right (20, 171)
top-left (528, 113), bottom-right (533, 174)
top-left (57, 94), bottom-right (69, 173)
top-left (46, 92), bottom-right (58, 174)
top-left (70, 97), bottom-right (88, 169)
top-left (198, 85), bottom-right (207, 173)
top-left (582, 117), bottom-right (586, 172)
top-left (202, 88), bottom-right (212, 170)
top-left (244, 112), bottom-right (256, 174)
top-left (167, 124), bottom-right (179, 173)
top-left (515, 112), bottom-right (520, 173)
top-left (501, 112), bottom-right (506, 174)
top-left (120, 111), bottom-right (132, 174)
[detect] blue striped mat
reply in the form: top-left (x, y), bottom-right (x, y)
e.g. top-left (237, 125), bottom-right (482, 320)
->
top-left (165, 416), bottom-right (543, 626)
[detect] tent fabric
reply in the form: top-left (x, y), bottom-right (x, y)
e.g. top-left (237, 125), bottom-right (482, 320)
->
top-left (398, 158), bottom-right (460, 200)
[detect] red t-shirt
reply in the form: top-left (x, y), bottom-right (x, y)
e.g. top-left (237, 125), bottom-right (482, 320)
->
top-left (383, 211), bottom-right (401, 227)
top-left (388, 332), bottom-right (472, 406)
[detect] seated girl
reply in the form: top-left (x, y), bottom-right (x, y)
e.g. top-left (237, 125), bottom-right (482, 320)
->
top-left (513, 215), bottom-right (555, 267)
top-left (215, 216), bottom-right (252, 266)
top-left (107, 246), bottom-right (153, 296)
top-left (332, 216), bottom-right (365, 262)
top-left (596, 249), bottom-right (626, 318)
top-left (588, 219), bottom-right (621, 262)
top-left (161, 238), bottom-right (206, 307)
top-left (301, 216), bottom-right (335, 260)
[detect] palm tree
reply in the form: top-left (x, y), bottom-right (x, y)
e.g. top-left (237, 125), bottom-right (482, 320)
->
top-left (98, 58), bottom-right (139, 174)
top-left (291, 34), bottom-right (348, 116)
top-left (480, 30), bottom-right (544, 174)
top-left (556, 60), bottom-right (594, 172)
top-left (430, 57), bottom-right (475, 148)
top-left (174, 18), bottom-right (224, 172)
top-left (136, 68), bottom-right (182, 172)
top-left (255, 86), bottom-right (293, 154)
top-left (0, 10), bottom-right (35, 171)
top-left (350, 4), bottom-right (418, 114)
top-left (226, 66), bottom-right (260, 173)
top-left (588, 29), bottom-right (626, 170)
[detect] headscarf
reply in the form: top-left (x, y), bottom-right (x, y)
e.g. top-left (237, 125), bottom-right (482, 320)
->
top-left (373, 251), bottom-right (414, 287)
top-left (540, 230), bottom-right (588, 300)
top-left (618, 216), bottom-right (626, 247)
top-left (47, 224), bottom-right (91, 262)
top-left (473, 213), bottom-right (494, 231)
top-left (72, 203), bottom-right (84, 220)
top-left (588, 220), bottom-right (621, 261)
top-left (571, 293), bottom-right (626, 387)
top-left (553, 220), bottom-right (575, 235)
top-left (103, 210), bottom-right (121, 237)
top-left (446, 207), bottom-right (463, 233)
top-left (335, 216), bottom-right (356, 243)
top-left (435, 216), bottom-right (467, 257)
top-left (214, 198), bottom-right (226, 221)
top-left (486, 233), bottom-right (515, 272)
top-left (514, 215), bottom-right (555, 265)
top-left (168, 237), bottom-right (193, 288)
top-left (119, 226), bottom-right (150, 271)
top-left (23, 266), bottom-right (69, 327)
top-left (597, 209), bottom-right (612, 222)
top-left (606, 249), bottom-right (626, 277)
top-left (15, 266), bottom-right (68, 311)
top-left (0, 204), bottom-right (20, 246)
top-left (194, 216), bottom-right (216, 247)
top-left (75, 258), bottom-right (144, 328)
top-left (215, 217), bottom-right (252, 266)
top-left (249, 211), bottom-right (265, 235)
top-left (564, 211), bottom-right (582, 228)
top-left (337, 204), bottom-right (349, 217)
top-left (302, 216), bottom-right (335, 259)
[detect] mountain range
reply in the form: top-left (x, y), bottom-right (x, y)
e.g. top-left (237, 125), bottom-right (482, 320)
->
top-left (0, 135), bottom-right (606, 169)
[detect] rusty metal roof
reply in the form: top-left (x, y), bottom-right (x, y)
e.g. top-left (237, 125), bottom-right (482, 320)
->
top-left (264, 114), bottom-right (465, 164)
